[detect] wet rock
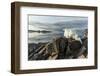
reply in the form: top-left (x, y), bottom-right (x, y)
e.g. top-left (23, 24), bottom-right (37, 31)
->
top-left (28, 33), bottom-right (88, 60)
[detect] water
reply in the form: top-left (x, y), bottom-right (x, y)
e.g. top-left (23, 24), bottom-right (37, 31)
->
top-left (28, 15), bottom-right (88, 43)
top-left (28, 27), bottom-right (87, 43)
top-left (28, 31), bottom-right (64, 43)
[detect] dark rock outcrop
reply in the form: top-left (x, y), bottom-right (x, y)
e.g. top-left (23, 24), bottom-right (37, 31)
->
top-left (28, 38), bottom-right (87, 60)
top-left (28, 30), bottom-right (88, 60)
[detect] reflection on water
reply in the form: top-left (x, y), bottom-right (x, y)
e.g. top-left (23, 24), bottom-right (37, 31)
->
top-left (28, 28), bottom-right (86, 43)
top-left (28, 31), bottom-right (64, 43)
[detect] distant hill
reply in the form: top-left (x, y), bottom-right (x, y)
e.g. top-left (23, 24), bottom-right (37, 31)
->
top-left (28, 30), bottom-right (52, 33)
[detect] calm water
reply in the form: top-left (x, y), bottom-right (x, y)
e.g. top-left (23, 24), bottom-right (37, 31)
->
top-left (28, 27), bottom-right (87, 43)
top-left (28, 31), bottom-right (64, 43)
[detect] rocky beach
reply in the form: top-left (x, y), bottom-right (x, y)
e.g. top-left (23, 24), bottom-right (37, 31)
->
top-left (28, 29), bottom-right (88, 60)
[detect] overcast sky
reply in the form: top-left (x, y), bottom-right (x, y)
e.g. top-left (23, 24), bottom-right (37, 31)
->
top-left (28, 15), bottom-right (88, 24)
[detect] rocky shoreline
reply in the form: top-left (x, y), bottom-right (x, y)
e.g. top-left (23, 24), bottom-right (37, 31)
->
top-left (28, 38), bottom-right (87, 60)
top-left (28, 29), bottom-right (88, 60)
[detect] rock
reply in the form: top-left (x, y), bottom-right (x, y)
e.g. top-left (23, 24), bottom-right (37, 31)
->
top-left (28, 35), bottom-right (88, 60)
top-left (68, 40), bottom-right (82, 58)
top-left (82, 38), bottom-right (88, 57)
top-left (81, 29), bottom-right (88, 57)
top-left (54, 37), bottom-right (68, 59)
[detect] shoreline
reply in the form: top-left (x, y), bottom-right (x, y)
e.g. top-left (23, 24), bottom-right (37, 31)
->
top-left (28, 37), bottom-right (87, 60)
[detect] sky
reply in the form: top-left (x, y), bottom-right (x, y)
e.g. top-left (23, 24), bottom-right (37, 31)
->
top-left (28, 15), bottom-right (88, 24)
